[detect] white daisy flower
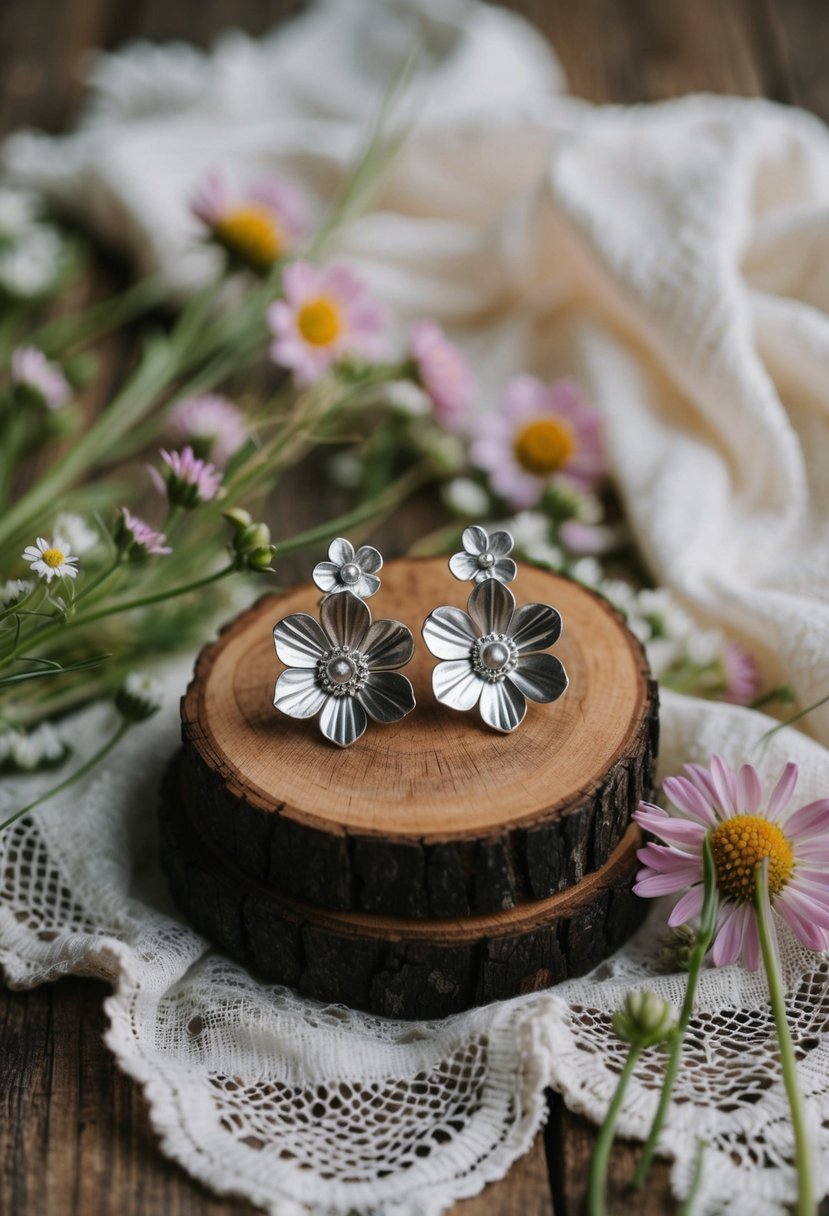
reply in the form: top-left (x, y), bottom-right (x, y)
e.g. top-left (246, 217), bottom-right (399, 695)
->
top-left (53, 513), bottom-right (98, 556)
top-left (116, 673), bottom-right (164, 722)
top-left (22, 536), bottom-right (79, 583)
top-left (0, 578), bottom-right (32, 607)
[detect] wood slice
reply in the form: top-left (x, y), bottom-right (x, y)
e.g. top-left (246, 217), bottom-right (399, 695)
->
top-left (159, 754), bottom-right (646, 1019)
top-left (179, 558), bottom-right (658, 917)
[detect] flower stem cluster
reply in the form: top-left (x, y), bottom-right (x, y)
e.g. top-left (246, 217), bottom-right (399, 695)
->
top-left (223, 508), bottom-right (277, 573)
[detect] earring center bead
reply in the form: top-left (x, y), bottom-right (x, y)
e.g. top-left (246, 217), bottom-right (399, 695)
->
top-left (340, 562), bottom-right (362, 585)
top-left (471, 632), bottom-right (518, 682)
top-left (477, 551), bottom-right (495, 569)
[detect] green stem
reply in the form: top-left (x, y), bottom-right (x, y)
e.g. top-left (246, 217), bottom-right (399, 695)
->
top-left (275, 463), bottom-right (429, 557)
top-left (0, 719), bottom-right (131, 835)
top-left (678, 1139), bottom-right (707, 1216)
top-left (754, 859), bottom-right (815, 1216)
top-left (630, 836), bottom-right (719, 1190)
top-left (587, 1045), bottom-right (642, 1216)
top-left (31, 272), bottom-right (171, 356)
top-left (1, 564), bottom-right (235, 666)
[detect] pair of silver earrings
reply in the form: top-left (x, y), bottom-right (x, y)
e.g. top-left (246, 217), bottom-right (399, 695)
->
top-left (272, 527), bottom-right (569, 747)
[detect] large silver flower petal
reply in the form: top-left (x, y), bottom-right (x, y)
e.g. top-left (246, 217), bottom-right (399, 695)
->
top-left (422, 605), bottom-right (478, 660)
top-left (487, 530), bottom-right (514, 557)
top-left (462, 525), bottom-right (488, 554)
top-left (320, 695), bottom-right (367, 747)
top-left (508, 602), bottom-right (562, 653)
top-left (479, 678), bottom-right (527, 733)
top-left (312, 560), bottom-right (343, 593)
top-left (321, 589), bottom-right (370, 649)
top-left (274, 612), bottom-right (329, 668)
top-left (448, 551), bottom-right (479, 582)
top-left (273, 668), bottom-right (327, 718)
top-left (432, 659), bottom-right (483, 711)
top-left (328, 537), bottom-right (354, 566)
top-left (510, 653), bottom-right (568, 703)
top-left (355, 544), bottom-right (383, 575)
top-left (358, 671), bottom-right (415, 723)
top-left (468, 578), bottom-right (514, 636)
top-left (363, 619), bottom-right (414, 669)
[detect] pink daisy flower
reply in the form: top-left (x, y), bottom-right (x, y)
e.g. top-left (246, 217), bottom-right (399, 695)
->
top-left (116, 508), bottom-right (172, 558)
top-left (166, 394), bottom-right (249, 467)
top-left (634, 754), bottom-right (829, 969)
top-left (148, 446), bottom-right (222, 508)
top-left (11, 346), bottom-right (71, 410)
top-left (268, 261), bottom-right (389, 386)
top-left (409, 320), bottom-right (474, 432)
top-left (191, 169), bottom-right (307, 273)
top-left (471, 376), bottom-right (605, 509)
top-left (721, 641), bottom-right (759, 706)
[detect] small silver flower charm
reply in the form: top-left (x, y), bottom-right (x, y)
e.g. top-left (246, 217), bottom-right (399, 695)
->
top-left (448, 525), bottom-right (516, 586)
top-left (312, 537), bottom-right (382, 599)
top-left (422, 577), bottom-right (568, 733)
top-left (274, 590), bottom-right (415, 747)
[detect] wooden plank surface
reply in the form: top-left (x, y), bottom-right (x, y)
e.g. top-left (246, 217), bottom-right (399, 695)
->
top-left (1, 2), bottom-right (828, 1213)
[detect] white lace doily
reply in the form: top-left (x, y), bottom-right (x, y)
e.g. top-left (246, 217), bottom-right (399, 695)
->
top-left (2, 666), bottom-right (829, 1215)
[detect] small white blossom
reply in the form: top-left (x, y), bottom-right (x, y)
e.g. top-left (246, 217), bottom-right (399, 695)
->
top-left (443, 477), bottom-right (490, 518)
top-left (0, 225), bottom-right (63, 298)
top-left (22, 536), bottom-right (79, 583)
top-left (0, 578), bottom-right (32, 607)
top-left (0, 723), bottom-right (68, 771)
top-left (327, 450), bottom-right (364, 489)
top-left (53, 513), bottom-right (98, 556)
top-left (570, 557), bottom-right (603, 586)
top-left (0, 187), bottom-right (39, 236)
top-left (116, 673), bottom-right (164, 722)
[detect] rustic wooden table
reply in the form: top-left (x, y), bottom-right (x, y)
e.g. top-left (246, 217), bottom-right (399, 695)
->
top-left (1, 2), bottom-right (827, 1213)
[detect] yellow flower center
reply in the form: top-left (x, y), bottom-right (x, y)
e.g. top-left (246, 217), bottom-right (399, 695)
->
top-left (213, 205), bottom-right (282, 271)
top-left (42, 548), bottom-right (66, 568)
top-left (513, 417), bottom-right (576, 476)
top-left (297, 296), bottom-right (343, 347)
top-left (709, 814), bottom-right (794, 903)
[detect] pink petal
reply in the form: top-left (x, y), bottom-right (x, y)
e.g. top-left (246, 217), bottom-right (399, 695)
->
top-left (710, 754), bottom-right (738, 817)
top-left (783, 798), bottom-right (829, 838)
top-left (735, 764), bottom-right (762, 815)
top-left (712, 903), bottom-right (747, 967)
top-left (766, 762), bottom-right (799, 822)
top-left (502, 374), bottom-right (545, 424)
top-left (282, 259), bottom-right (318, 304)
top-left (662, 776), bottom-right (717, 826)
top-left (634, 872), bottom-right (696, 898)
top-left (636, 842), bottom-right (700, 877)
top-left (668, 884), bottom-right (705, 928)
top-left (776, 884), bottom-right (829, 930)
top-left (633, 805), bottom-right (706, 850)
top-left (794, 840), bottom-right (829, 865)
top-left (776, 896), bottom-right (829, 952)
top-left (683, 763), bottom-right (719, 804)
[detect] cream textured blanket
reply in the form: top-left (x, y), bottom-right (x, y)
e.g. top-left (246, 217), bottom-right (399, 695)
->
top-left (3, 1), bottom-right (829, 1212)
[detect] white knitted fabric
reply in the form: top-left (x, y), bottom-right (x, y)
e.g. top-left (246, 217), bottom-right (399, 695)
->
top-left (3, 1), bottom-right (829, 1212)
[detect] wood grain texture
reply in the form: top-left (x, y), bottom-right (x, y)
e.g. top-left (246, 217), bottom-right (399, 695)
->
top-left (3, 1), bottom-right (829, 1213)
top-left (179, 560), bottom-right (657, 916)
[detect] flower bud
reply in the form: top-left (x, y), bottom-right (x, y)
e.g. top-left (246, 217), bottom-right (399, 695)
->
top-left (222, 507), bottom-right (254, 532)
top-left (246, 545), bottom-right (278, 573)
top-left (225, 510), bottom-right (277, 573)
top-left (612, 990), bottom-right (676, 1049)
top-left (115, 673), bottom-right (163, 723)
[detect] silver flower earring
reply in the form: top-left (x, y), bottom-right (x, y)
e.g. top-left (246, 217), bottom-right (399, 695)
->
top-left (422, 527), bottom-right (568, 733)
top-left (273, 539), bottom-right (415, 747)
